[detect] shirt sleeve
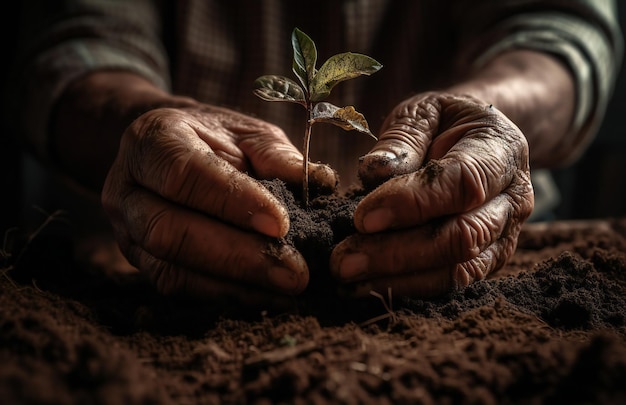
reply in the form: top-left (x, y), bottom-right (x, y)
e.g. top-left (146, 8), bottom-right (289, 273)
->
top-left (8, 0), bottom-right (171, 161)
top-left (454, 0), bottom-right (624, 165)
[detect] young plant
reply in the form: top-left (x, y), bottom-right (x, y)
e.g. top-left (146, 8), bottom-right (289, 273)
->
top-left (254, 28), bottom-right (382, 207)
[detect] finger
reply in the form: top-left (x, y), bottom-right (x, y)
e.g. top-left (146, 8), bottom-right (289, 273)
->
top-left (358, 93), bottom-right (483, 188)
top-left (331, 184), bottom-right (531, 281)
top-left (342, 236), bottom-right (515, 299)
top-left (354, 115), bottom-right (529, 234)
top-left (113, 187), bottom-right (309, 294)
top-left (357, 94), bottom-right (505, 190)
top-left (236, 122), bottom-right (339, 194)
top-left (193, 107), bottom-right (339, 194)
top-left (126, 245), bottom-right (298, 308)
top-left (357, 96), bottom-right (438, 189)
top-left (117, 110), bottom-right (290, 238)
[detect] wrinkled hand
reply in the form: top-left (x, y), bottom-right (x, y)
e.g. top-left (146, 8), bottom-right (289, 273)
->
top-left (330, 93), bottom-right (534, 298)
top-left (102, 104), bottom-right (337, 305)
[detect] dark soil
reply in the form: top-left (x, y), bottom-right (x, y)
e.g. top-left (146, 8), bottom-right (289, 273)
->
top-left (2, 185), bottom-right (626, 404)
top-left (260, 179), bottom-right (365, 297)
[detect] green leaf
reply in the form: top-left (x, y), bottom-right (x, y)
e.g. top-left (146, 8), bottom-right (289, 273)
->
top-left (311, 102), bottom-right (377, 139)
top-left (310, 53), bottom-right (382, 101)
top-left (253, 75), bottom-right (306, 106)
top-left (291, 28), bottom-right (317, 93)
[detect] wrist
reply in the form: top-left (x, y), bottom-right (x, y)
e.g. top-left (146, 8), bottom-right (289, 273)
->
top-left (51, 71), bottom-right (197, 190)
top-left (446, 50), bottom-right (575, 167)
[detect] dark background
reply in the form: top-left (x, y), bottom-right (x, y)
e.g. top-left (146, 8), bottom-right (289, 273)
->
top-left (1, 5), bottom-right (625, 235)
top-left (551, 5), bottom-right (626, 219)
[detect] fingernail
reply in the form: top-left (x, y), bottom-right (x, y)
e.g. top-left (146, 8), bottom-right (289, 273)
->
top-left (268, 266), bottom-right (301, 293)
top-left (251, 212), bottom-right (282, 238)
top-left (339, 253), bottom-right (369, 280)
top-left (366, 150), bottom-right (397, 160)
top-left (362, 208), bottom-right (394, 233)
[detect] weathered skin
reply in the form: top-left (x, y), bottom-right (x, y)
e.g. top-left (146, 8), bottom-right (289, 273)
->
top-left (327, 48), bottom-right (576, 298)
top-left (101, 102), bottom-right (337, 304)
top-left (53, 48), bottom-right (574, 304)
top-left (331, 93), bottom-right (534, 297)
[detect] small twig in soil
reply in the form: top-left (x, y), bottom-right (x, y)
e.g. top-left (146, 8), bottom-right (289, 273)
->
top-left (1, 227), bottom-right (17, 257)
top-left (243, 340), bottom-right (318, 369)
top-left (360, 287), bottom-right (398, 327)
top-left (0, 208), bottom-right (67, 289)
top-left (12, 207), bottom-right (67, 268)
top-left (243, 335), bottom-right (354, 370)
top-left (1, 227), bottom-right (19, 287)
top-left (0, 267), bottom-right (19, 289)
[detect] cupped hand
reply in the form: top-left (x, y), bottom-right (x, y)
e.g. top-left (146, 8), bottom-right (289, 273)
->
top-left (330, 93), bottom-right (534, 298)
top-left (102, 104), bottom-right (337, 305)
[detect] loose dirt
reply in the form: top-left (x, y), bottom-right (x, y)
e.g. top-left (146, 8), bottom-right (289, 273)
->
top-left (1, 189), bottom-right (625, 404)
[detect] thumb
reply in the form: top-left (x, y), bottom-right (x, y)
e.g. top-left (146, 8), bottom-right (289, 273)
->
top-left (358, 95), bottom-right (441, 190)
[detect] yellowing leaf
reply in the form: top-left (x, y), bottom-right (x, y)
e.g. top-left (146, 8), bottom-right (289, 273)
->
top-left (291, 28), bottom-right (317, 92)
top-left (253, 75), bottom-right (306, 106)
top-left (310, 53), bottom-right (382, 101)
top-left (311, 102), bottom-right (377, 139)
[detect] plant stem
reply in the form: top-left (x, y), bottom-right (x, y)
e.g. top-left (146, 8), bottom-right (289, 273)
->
top-left (302, 109), bottom-right (313, 208)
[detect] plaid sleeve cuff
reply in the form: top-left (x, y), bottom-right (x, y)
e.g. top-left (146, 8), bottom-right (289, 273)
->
top-left (470, 10), bottom-right (623, 163)
top-left (17, 39), bottom-right (171, 161)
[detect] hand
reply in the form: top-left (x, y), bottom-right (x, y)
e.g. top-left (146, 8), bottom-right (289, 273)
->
top-left (330, 93), bottom-right (534, 298)
top-left (102, 104), bottom-right (337, 305)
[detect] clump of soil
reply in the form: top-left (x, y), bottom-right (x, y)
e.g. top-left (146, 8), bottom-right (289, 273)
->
top-left (2, 195), bottom-right (626, 403)
top-left (261, 178), bottom-right (364, 292)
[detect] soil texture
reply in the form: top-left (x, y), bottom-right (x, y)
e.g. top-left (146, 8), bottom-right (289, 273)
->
top-left (1, 187), bottom-right (626, 404)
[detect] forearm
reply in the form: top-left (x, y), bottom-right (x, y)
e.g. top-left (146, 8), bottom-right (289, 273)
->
top-left (51, 71), bottom-right (197, 192)
top-left (447, 49), bottom-right (575, 168)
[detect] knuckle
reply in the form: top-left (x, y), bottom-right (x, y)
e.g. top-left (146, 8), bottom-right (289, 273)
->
top-left (130, 110), bottom-right (198, 183)
top-left (158, 152), bottom-right (199, 200)
top-left (452, 248), bottom-right (495, 289)
top-left (211, 239), bottom-right (267, 286)
top-left (457, 159), bottom-right (489, 208)
top-left (452, 259), bottom-right (485, 290)
top-left (452, 264), bottom-right (473, 289)
top-left (385, 99), bottom-right (439, 145)
top-left (501, 169), bottom-right (535, 226)
top-left (126, 245), bottom-right (190, 297)
top-left (127, 109), bottom-right (177, 151)
top-left (452, 236), bottom-right (515, 290)
top-left (150, 262), bottom-right (187, 297)
top-left (142, 209), bottom-right (184, 259)
top-left (442, 215), bottom-right (487, 263)
top-left (511, 170), bottom-right (535, 221)
top-left (221, 251), bottom-right (254, 282)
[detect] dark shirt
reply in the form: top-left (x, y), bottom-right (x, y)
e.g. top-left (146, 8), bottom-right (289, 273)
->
top-left (10, 0), bottom-right (624, 186)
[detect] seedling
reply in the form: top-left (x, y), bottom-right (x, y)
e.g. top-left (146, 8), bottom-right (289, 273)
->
top-left (254, 28), bottom-right (382, 207)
